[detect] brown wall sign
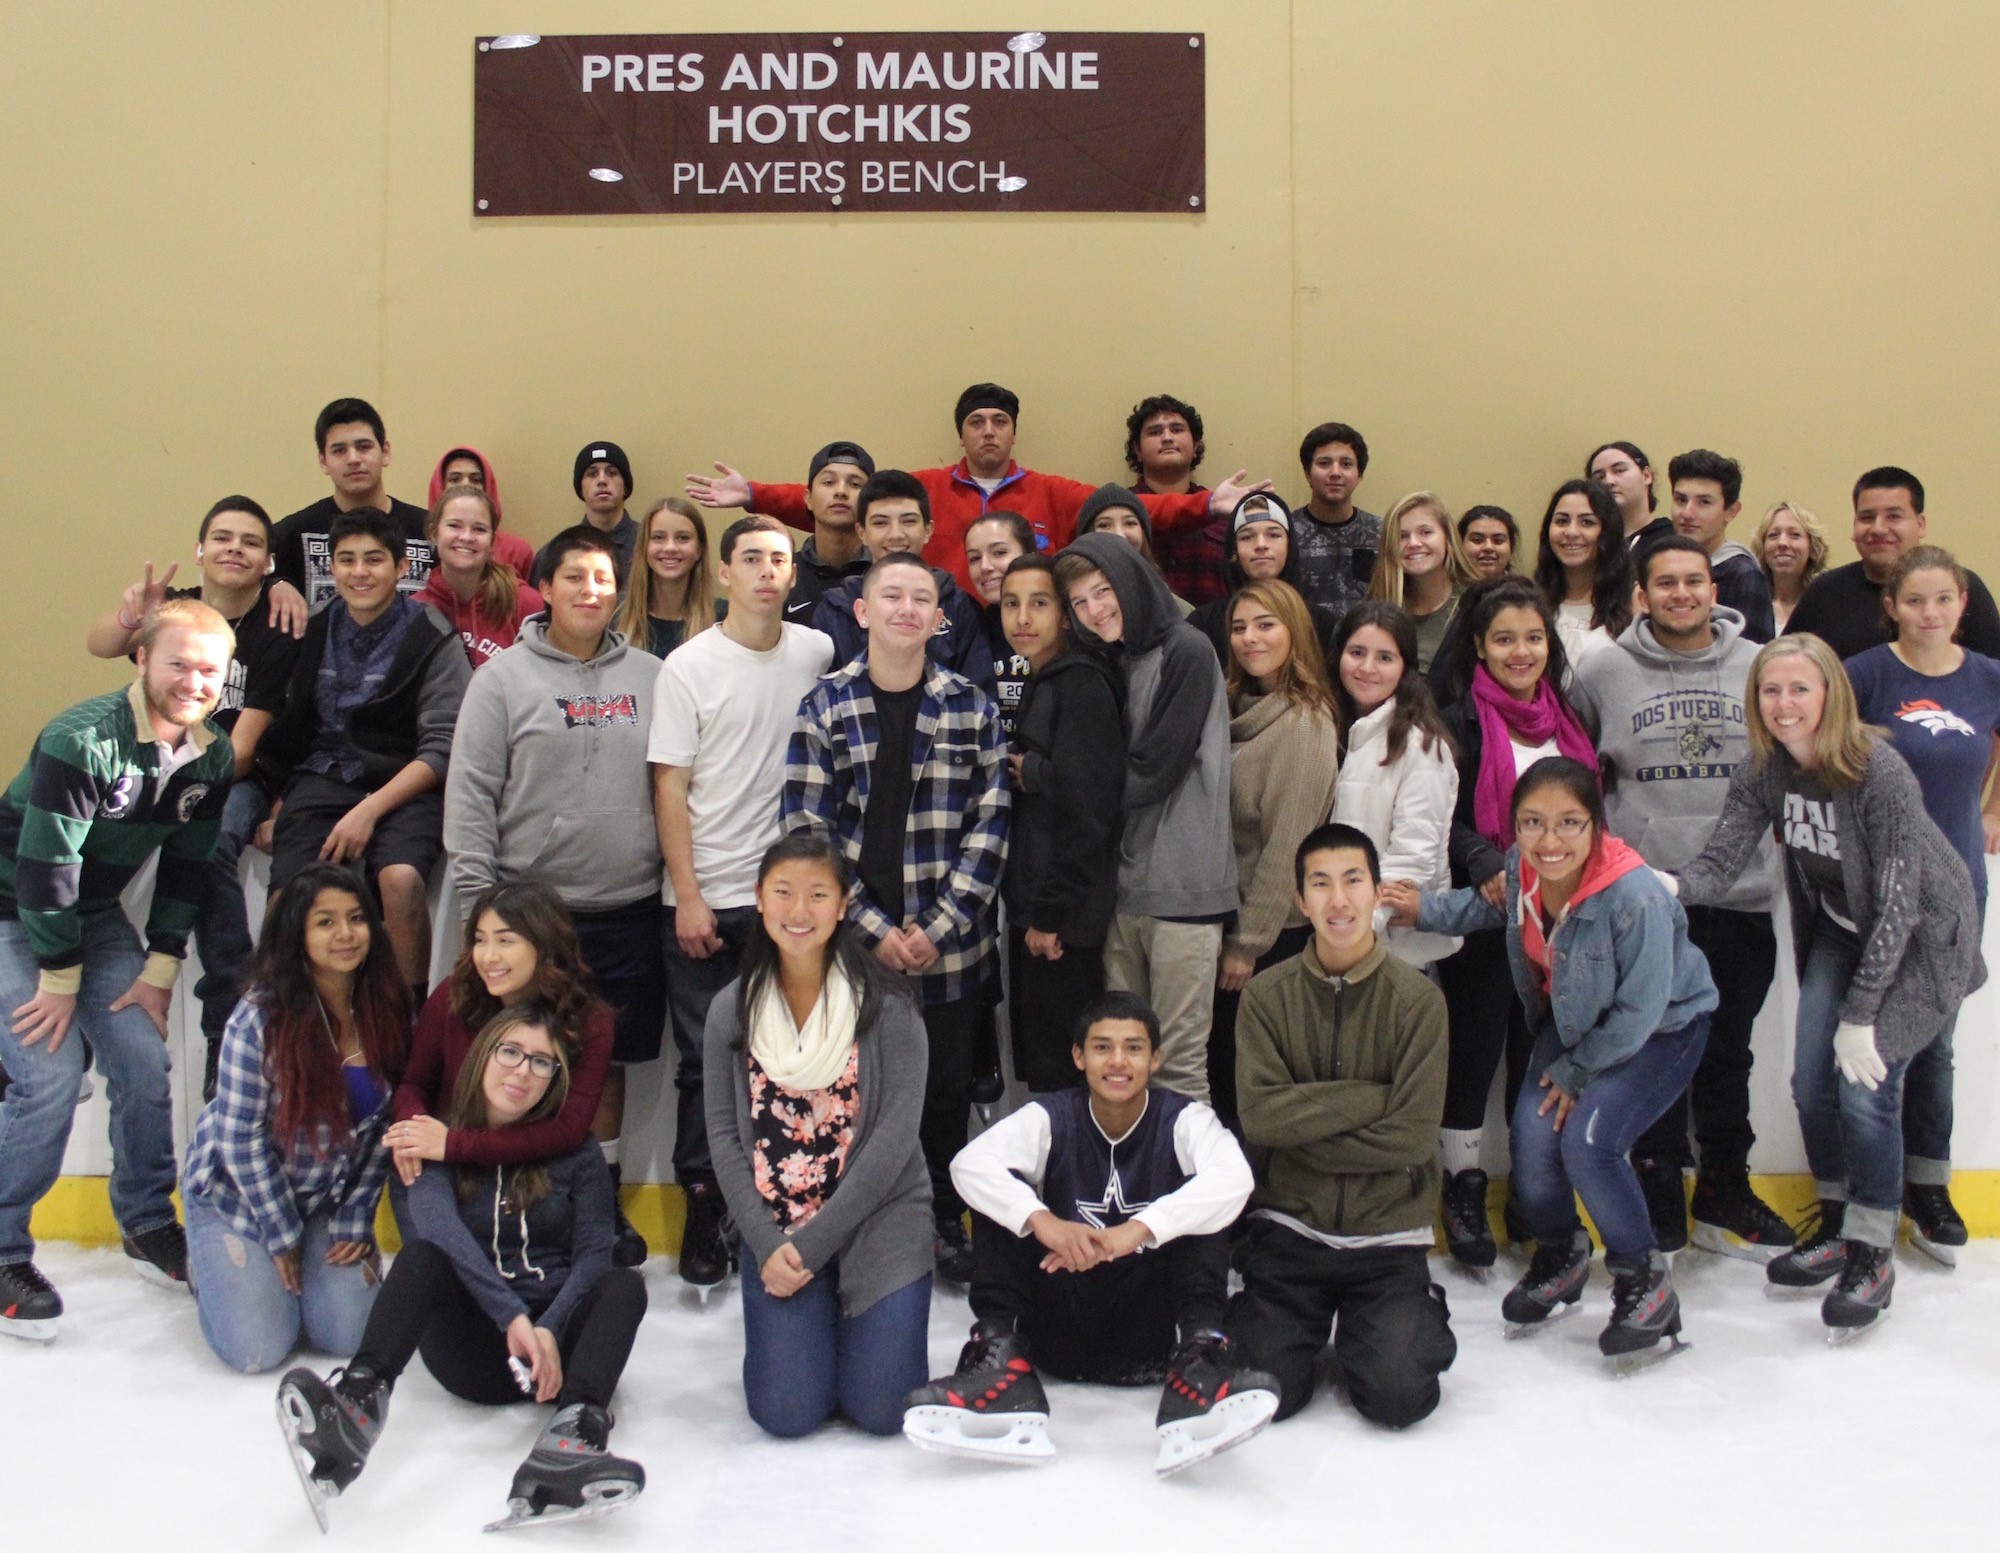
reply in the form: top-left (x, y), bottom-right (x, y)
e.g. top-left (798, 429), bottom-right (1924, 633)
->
top-left (473, 31), bottom-right (1204, 216)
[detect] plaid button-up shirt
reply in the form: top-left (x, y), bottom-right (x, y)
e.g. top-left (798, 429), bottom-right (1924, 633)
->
top-left (783, 656), bottom-right (1011, 1005)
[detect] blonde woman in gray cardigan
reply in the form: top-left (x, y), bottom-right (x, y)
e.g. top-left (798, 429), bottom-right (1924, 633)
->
top-left (1212, 580), bottom-right (1343, 1127)
top-left (1675, 634), bottom-right (1982, 1340)
top-left (702, 832), bottom-right (934, 1437)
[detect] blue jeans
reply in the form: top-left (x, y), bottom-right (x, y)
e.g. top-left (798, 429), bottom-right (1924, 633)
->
top-left (193, 781), bottom-right (269, 1052)
top-left (1510, 1015), bottom-right (1710, 1259)
top-left (1901, 1009), bottom-right (1956, 1183)
top-left (1794, 926), bottom-right (1910, 1247)
top-left (184, 1187), bottom-right (378, 1373)
top-left (0, 913), bottom-right (179, 1265)
top-left (739, 1262), bottom-right (931, 1438)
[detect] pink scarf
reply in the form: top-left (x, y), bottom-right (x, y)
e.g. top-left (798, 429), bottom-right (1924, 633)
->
top-left (1470, 663), bottom-right (1597, 849)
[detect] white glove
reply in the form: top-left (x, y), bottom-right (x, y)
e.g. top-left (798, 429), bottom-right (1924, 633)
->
top-left (1651, 868), bottom-right (1680, 898)
top-left (1833, 1022), bottom-right (1887, 1091)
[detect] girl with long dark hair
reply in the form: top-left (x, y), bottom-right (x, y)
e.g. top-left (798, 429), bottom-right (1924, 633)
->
top-left (277, 1003), bottom-right (648, 1531)
top-left (704, 831), bottom-right (935, 1438)
top-left (182, 862), bottom-right (409, 1373)
top-left (1533, 478), bottom-right (1633, 670)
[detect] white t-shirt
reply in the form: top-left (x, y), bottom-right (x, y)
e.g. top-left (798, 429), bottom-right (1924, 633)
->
top-left (1511, 735), bottom-right (1560, 778)
top-left (1556, 602), bottom-right (1611, 669)
top-left (648, 623), bottom-right (834, 908)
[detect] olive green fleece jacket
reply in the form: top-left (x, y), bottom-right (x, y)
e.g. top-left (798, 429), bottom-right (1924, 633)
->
top-left (1235, 939), bottom-right (1448, 1237)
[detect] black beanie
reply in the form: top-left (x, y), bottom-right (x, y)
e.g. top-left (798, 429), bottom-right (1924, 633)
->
top-left (1075, 482), bottom-right (1154, 543)
top-left (574, 441), bottom-right (634, 499)
top-left (808, 440), bottom-right (875, 484)
top-left (954, 382), bottom-right (1020, 432)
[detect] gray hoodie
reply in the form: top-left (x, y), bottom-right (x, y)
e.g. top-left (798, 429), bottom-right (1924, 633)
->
top-left (443, 620), bottom-right (662, 910)
top-left (1065, 533), bottom-right (1237, 920)
top-left (1569, 605), bottom-right (1776, 911)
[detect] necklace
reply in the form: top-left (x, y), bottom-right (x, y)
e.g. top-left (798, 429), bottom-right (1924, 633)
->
top-left (316, 992), bottom-right (358, 1065)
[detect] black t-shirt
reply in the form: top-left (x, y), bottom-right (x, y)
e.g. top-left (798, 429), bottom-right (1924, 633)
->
top-left (1786, 560), bottom-right (2000, 661)
top-left (983, 602), bottom-right (1031, 738)
top-left (859, 679), bottom-right (923, 923)
top-left (270, 496), bottom-right (435, 611)
top-left (147, 586), bottom-right (301, 737)
top-left (1782, 768), bottom-right (1853, 929)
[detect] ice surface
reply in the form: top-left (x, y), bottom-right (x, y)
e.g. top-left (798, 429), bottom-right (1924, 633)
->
top-left (8, 1242), bottom-right (1999, 1550)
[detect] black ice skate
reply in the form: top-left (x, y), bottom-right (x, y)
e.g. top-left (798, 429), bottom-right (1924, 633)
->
top-left (0, 1259), bottom-right (61, 1343)
top-left (1501, 1230), bottom-right (1591, 1337)
top-left (1441, 1168), bottom-right (1497, 1277)
top-left (1821, 1242), bottom-right (1894, 1345)
top-left (1599, 1251), bottom-right (1688, 1375)
top-left (484, 1402), bottom-right (645, 1533)
top-left (275, 1363), bottom-right (389, 1533)
top-left (933, 1214), bottom-right (976, 1286)
top-left (1153, 1327), bottom-right (1279, 1476)
top-left (123, 1220), bottom-right (189, 1290)
top-left (1765, 1200), bottom-right (1848, 1296)
top-left (902, 1320), bottom-right (1054, 1464)
top-left (1689, 1168), bottom-right (1796, 1263)
top-left (1632, 1157), bottom-right (1688, 1254)
top-left (678, 1180), bottom-right (735, 1300)
top-left (606, 1166), bottom-right (648, 1268)
top-left (1902, 1184), bottom-right (1967, 1270)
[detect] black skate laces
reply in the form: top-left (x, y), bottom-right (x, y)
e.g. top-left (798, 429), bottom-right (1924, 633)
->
top-left (2, 1262), bottom-right (56, 1296)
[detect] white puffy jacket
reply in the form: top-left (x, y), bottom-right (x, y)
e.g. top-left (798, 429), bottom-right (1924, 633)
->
top-left (1332, 699), bottom-right (1462, 967)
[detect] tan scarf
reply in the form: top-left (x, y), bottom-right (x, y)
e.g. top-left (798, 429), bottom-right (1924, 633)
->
top-left (748, 962), bottom-right (861, 1092)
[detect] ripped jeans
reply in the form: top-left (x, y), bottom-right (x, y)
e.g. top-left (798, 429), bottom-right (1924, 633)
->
top-left (183, 1188), bottom-right (379, 1374)
top-left (1508, 1016), bottom-right (1710, 1259)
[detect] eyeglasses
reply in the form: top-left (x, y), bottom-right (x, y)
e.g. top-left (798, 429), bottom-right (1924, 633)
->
top-left (1516, 816), bottom-right (1591, 839)
top-left (492, 1041), bottom-right (558, 1079)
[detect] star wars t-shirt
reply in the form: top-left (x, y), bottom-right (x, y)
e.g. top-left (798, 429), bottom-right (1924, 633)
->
top-left (1782, 768), bottom-right (1853, 929)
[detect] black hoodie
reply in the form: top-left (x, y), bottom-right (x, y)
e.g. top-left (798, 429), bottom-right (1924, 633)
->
top-left (1191, 501), bottom-right (1343, 667)
top-left (1004, 648), bottom-right (1126, 946)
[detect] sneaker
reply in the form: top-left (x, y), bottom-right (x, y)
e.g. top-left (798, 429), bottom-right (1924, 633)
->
top-left (1441, 1169), bottom-right (1497, 1269)
top-left (1821, 1241), bottom-right (1894, 1337)
top-left (1903, 1183), bottom-right (1967, 1268)
top-left (1501, 1231), bottom-right (1591, 1331)
top-left (902, 1320), bottom-right (1053, 1464)
top-left (934, 1215), bottom-right (975, 1285)
top-left (678, 1180), bottom-right (733, 1289)
top-left (1767, 1200), bottom-right (1848, 1290)
top-left (1154, 1326), bottom-right (1280, 1475)
top-left (1632, 1157), bottom-right (1688, 1254)
top-left (606, 1166), bottom-right (648, 1269)
top-left (1690, 1168), bottom-right (1796, 1262)
top-left (0, 1260), bottom-right (62, 1342)
top-left (123, 1220), bottom-right (189, 1290)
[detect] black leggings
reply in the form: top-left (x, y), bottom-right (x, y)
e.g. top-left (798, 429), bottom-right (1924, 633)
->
top-left (353, 1239), bottom-right (647, 1410)
top-left (920, 998), bottom-right (982, 1222)
top-left (1436, 927), bottom-right (1532, 1133)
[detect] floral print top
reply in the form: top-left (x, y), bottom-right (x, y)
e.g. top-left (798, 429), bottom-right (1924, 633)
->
top-left (747, 1044), bottom-right (861, 1229)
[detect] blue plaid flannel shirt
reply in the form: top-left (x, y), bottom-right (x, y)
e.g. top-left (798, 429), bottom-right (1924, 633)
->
top-left (181, 998), bottom-right (394, 1254)
top-left (782, 656), bottom-right (1011, 1005)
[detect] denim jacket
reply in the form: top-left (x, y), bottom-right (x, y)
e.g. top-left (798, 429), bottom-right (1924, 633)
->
top-left (1419, 852), bottom-right (1717, 1095)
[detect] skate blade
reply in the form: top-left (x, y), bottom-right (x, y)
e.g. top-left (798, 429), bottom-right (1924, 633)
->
top-left (1763, 1277), bottom-right (1837, 1300)
top-left (484, 1480), bottom-right (642, 1534)
top-left (1905, 1228), bottom-right (1959, 1269)
top-left (275, 1391), bottom-right (334, 1535)
top-left (1154, 1389), bottom-right (1278, 1477)
top-left (1450, 1261), bottom-right (1494, 1284)
top-left (1606, 1333), bottom-right (1690, 1378)
top-left (1825, 1310), bottom-right (1889, 1347)
top-left (1690, 1222), bottom-right (1786, 1264)
top-left (0, 1316), bottom-right (58, 1344)
top-left (903, 1405), bottom-right (1055, 1465)
top-left (1503, 1300), bottom-right (1581, 1340)
top-left (131, 1261), bottom-right (188, 1293)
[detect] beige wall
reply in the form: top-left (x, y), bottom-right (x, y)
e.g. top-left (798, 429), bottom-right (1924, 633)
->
top-left (6, 1), bottom-right (1999, 755)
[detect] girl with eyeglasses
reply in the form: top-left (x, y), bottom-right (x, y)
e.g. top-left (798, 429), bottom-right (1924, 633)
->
top-left (276, 1002), bottom-right (648, 1531)
top-left (181, 862), bottom-right (409, 1374)
top-left (1390, 757), bottom-right (1716, 1368)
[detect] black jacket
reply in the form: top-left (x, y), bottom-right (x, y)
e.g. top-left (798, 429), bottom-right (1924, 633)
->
top-left (811, 564), bottom-right (997, 693)
top-left (256, 601), bottom-right (471, 794)
top-left (1003, 649), bottom-right (1126, 946)
top-left (1439, 694), bottom-right (1599, 889)
top-left (783, 536), bottom-right (872, 625)
top-left (1190, 551), bottom-right (1342, 669)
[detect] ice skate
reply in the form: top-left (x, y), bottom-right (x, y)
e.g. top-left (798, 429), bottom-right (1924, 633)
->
top-left (1600, 1251), bottom-right (1688, 1376)
top-left (606, 1166), bottom-right (648, 1268)
top-left (122, 1220), bottom-right (189, 1291)
top-left (1902, 1184), bottom-right (1966, 1270)
top-left (484, 1403), bottom-right (645, 1532)
top-left (902, 1320), bottom-right (1054, 1465)
top-left (1822, 1242), bottom-right (1893, 1345)
top-left (1632, 1157), bottom-right (1688, 1255)
top-left (275, 1363), bottom-right (388, 1533)
top-left (678, 1180), bottom-right (735, 1300)
top-left (933, 1214), bottom-right (976, 1287)
top-left (1765, 1200), bottom-right (1847, 1297)
top-left (1502, 1230), bottom-right (1590, 1337)
top-left (0, 1260), bottom-right (61, 1343)
top-left (1440, 1168), bottom-right (1496, 1279)
top-left (1689, 1168), bottom-right (1795, 1263)
top-left (1153, 1327), bottom-right (1279, 1476)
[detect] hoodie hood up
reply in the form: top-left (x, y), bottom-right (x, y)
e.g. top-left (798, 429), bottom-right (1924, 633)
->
top-left (1065, 530), bottom-right (1178, 656)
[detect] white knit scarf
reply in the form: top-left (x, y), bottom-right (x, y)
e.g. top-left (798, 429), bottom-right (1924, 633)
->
top-left (747, 962), bottom-right (861, 1092)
